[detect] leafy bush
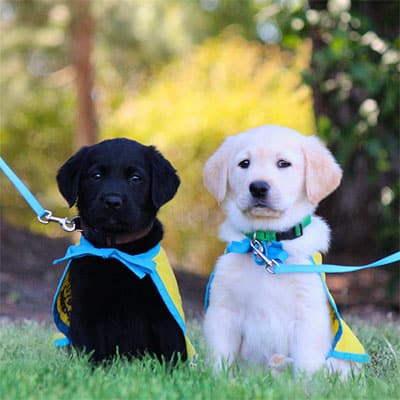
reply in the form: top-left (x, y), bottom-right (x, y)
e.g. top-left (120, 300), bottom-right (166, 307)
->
top-left (301, 6), bottom-right (399, 252)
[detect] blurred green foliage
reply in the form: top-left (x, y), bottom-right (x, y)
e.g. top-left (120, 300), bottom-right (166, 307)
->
top-left (1, 0), bottom-right (398, 275)
top-left (0, 0), bottom-right (314, 272)
top-left (0, 0), bottom-right (199, 234)
top-left (103, 35), bottom-right (314, 272)
top-left (289, 3), bottom-right (399, 252)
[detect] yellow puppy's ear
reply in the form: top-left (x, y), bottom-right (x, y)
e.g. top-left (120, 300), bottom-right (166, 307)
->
top-left (303, 136), bottom-right (343, 205)
top-left (203, 138), bottom-right (233, 203)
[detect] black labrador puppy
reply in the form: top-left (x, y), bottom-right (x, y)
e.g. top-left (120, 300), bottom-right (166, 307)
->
top-left (56, 138), bottom-right (187, 363)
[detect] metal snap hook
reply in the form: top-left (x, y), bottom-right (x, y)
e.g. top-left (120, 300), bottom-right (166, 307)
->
top-left (250, 236), bottom-right (277, 274)
top-left (37, 210), bottom-right (76, 232)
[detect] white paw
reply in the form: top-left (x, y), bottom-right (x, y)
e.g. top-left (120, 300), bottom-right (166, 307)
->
top-left (210, 355), bottom-right (235, 374)
top-left (268, 354), bottom-right (293, 375)
top-left (326, 358), bottom-right (360, 379)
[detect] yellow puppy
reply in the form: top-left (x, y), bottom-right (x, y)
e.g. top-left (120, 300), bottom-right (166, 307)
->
top-left (203, 125), bottom-right (362, 377)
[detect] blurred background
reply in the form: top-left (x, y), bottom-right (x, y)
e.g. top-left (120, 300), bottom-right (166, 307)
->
top-left (0, 0), bottom-right (399, 315)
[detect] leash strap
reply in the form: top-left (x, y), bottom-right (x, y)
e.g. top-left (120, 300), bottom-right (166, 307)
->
top-left (272, 251), bottom-right (400, 274)
top-left (0, 156), bottom-right (76, 231)
top-left (0, 156), bottom-right (47, 218)
top-left (226, 236), bottom-right (400, 274)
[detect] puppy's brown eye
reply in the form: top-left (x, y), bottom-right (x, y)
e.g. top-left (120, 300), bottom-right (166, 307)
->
top-left (238, 159), bottom-right (250, 169)
top-left (128, 174), bottom-right (142, 183)
top-left (91, 172), bottom-right (102, 180)
top-left (277, 160), bottom-right (291, 168)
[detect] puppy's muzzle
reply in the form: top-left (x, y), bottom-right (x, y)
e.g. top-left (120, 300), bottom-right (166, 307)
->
top-left (102, 193), bottom-right (124, 210)
top-left (249, 181), bottom-right (270, 199)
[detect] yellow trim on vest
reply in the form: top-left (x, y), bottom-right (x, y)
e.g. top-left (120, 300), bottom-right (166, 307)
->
top-left (321, 273), bottom-right (368, 360)
top-left (57, 270), bottom-right (72, 327)
top-left (317, 256), bottom-right (368, 362)
top-left (311, 252), bottom-right (322, 265)
top-left (153, 248), bottom-right (196, 360)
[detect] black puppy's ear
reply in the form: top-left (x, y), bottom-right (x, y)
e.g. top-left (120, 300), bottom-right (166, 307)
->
top-left (149, 146), bottom-right (180, 209)
top-left (57, 146), bottom-right (89, 207)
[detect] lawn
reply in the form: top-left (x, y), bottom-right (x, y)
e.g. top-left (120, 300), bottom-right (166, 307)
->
top-left (0, 319), bottom-right (399, 400)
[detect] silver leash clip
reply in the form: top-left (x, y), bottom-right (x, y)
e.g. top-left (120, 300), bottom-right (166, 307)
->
top-left (250, 236), bottom-right (279, 274)
top-left (37, 210), bottom-right (76, 232)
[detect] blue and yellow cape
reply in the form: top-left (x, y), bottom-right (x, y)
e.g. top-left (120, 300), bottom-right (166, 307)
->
top-left (52, 236), bottom-right (195, 360)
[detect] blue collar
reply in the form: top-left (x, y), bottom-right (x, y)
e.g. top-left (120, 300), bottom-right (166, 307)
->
top-left (53, 236), bottom-right (161, 279)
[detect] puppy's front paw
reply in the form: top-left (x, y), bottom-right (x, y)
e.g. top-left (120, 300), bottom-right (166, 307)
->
top-left (268, 354), bottom-right (293, 375)
top-left (326, 358), bottom-right (359, 379)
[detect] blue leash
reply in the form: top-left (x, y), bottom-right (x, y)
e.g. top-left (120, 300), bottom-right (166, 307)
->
top-left (0, 156), bottom-right (76, 231)
top-left (273, 251), bottom-right (400, 274)
top-left (0, 156), bottom-right (47, 218)
top-left (226, 238), bottom-right (400, 274)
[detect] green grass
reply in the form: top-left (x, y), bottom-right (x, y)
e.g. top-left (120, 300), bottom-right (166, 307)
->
top-left (0, 319), bottom-right (399, 400)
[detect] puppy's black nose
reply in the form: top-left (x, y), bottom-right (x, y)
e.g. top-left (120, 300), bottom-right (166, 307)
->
top-left (249, 181), bottom-right (270, 198)
top-left (103, 194), bottom-right (123, 210)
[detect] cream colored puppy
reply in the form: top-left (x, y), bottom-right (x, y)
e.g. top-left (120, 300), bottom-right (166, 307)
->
top-left (203, 125), bottom-right (355, 377)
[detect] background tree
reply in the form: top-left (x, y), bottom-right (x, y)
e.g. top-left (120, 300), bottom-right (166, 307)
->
top-left (69, 0), bottom-right (98, 147)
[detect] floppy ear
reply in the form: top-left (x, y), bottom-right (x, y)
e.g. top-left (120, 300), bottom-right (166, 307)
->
top-left (56, 146), bottom-right (90, 207)
top-left (149, 146), bottom-right (180, 209)
top-left (202, 138), bottom-right (232, 203)
top-left (303, 136), bottom-right (342, 205)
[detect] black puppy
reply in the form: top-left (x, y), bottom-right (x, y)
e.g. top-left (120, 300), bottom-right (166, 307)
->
top-left (56, 138), bottom-right (187, 363)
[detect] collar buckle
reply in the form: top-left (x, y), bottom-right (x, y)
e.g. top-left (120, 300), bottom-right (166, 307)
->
top-left (293, 223), bottom-right (303, 238)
